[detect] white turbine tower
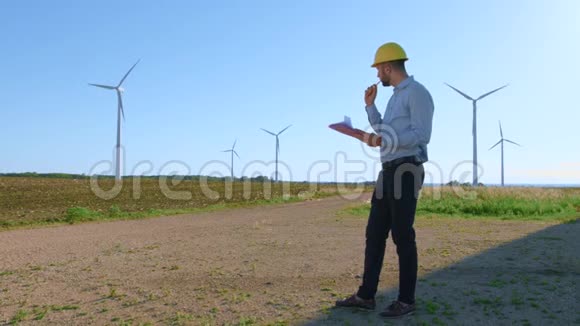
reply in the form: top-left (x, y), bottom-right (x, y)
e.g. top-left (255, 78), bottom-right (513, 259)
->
top-left (489, 121), bottom-right (521, 187)
top-left (89, 60), bottom-right (140, 180)
top-left (445, 83), bottom-right (508, 186)
top-left (222, 140), bottom-right (240, 179)
top-left (261, 125), bottom-right (291, 182)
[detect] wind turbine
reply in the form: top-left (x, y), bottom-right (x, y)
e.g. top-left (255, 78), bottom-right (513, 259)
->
top-left (489, 121), bottom-right (521, 187)
top-left (222, 140), bottom-right (240, 179)
top-left (89, 60), bottom-right (140, 180)
top-left (445, 82), bottom-right (508, 186)
top-left (261, 125), bottom-right (291, 182)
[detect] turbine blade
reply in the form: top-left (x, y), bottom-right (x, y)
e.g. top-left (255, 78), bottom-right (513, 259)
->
top-left (499, 121), bottom-right (503, 138)
top-left (277, 124), bottom-right (292, 135)
top-left (233, 150), bottom-right (240, 159)
top-left (232, 139), bottom-right (237, 150)
top-left (476, 84), bottom-right (508, 101)
top-left (276, 138), bottom-right (280, 156)
top-left (489, 140), bottom-right (502, 150)
top-left (89, 83), bottom-right (116, 90)
top-left (444, 83), bottom-right (473, 101)
top-left (222, 150), bottom-right (231, 152)
top-left (261, 128), bottom-right (276, 136)
top-left (504, 139), bottom-right (521, 146)
top-left (117, 59), bottom-right (140, 87)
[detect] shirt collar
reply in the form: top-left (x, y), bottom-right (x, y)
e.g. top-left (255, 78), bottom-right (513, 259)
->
top-left (393, 75), bottom-right (414, 92)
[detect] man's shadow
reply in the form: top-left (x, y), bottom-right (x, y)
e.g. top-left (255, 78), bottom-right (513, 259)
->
top-left (301, 219), bottom-right (579, 325)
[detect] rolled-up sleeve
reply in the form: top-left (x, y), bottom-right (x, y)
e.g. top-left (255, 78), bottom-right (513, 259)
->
top-left (396, 87), bottom-right (434, 148)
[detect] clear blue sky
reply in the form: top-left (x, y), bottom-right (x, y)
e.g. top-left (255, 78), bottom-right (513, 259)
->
top-left (1, 0), bottom-right (579, 184)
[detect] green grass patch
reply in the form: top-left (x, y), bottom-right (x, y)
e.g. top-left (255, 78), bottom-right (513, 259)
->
top-left (64, 207), bottom-right (101, 224)
top-left (10, 309), bottom-right (29, 325)
top-left (344, 186), bottom-right (580, 221)
top-left (33, 310), bottom-right (47, 321)
top-left (473, 296), bottom-right (503, 307)
top-left (425, 300), bottom-right (439, 314)
top-left (168, 311), bottom-right (194, 325)
top-left (488, 279), bottom-right (507, 288)
top-left (56, 196), bottom-right (311, 226)
top-left (236, 317), bottom-right (258, 326)
top-left (49, 305), bottom-right (79, 311)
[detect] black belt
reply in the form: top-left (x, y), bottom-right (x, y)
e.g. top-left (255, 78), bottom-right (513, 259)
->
top-left (382, 156), bottom-right (421, 169)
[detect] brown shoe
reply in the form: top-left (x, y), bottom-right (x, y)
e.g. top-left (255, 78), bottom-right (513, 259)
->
top-left (335, 294), bottom-right (376, 310)
top-left (379, 300), bottom-right (415, 318)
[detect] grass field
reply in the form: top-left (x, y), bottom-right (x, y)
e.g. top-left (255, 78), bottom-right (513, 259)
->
top-left (2, 178), bottom-right (579, 230)
top-left (345, 186), bottom-right (580, 222)
top-left (0, 177), bottom-right (371, 229)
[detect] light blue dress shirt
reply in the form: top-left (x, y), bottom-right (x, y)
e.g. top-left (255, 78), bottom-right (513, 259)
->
top-left (365, 76), bottom-right (434, 163)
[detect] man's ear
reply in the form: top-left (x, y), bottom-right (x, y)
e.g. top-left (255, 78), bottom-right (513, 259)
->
top-left (384, 63), bottom-right (392, 74)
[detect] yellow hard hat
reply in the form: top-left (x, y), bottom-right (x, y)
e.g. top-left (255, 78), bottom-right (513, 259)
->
top-left (371, 42), bottom-right (408, 67)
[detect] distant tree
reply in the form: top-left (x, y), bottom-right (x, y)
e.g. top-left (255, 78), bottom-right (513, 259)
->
top-left (251, 175), bottom-right (269, 182)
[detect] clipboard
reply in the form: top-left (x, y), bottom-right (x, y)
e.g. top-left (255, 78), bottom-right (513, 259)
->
top-left (328, 116), bottom-right (364, 139)
top-left (328, 116), bottom-right (382, 146)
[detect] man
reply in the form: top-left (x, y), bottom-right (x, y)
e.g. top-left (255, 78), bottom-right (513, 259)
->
top-left (335, 42), bottom-right (434, 318)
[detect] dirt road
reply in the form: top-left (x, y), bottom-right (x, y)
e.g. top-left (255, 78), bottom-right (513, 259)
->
top-left (0, 195), bottom-right (577, 325)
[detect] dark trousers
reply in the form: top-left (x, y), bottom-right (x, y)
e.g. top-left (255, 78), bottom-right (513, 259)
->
top-left (357, 160), bottom-right (424, 304)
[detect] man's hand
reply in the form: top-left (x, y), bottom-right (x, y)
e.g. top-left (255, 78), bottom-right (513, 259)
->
top-left (365, 84), bottom-right (377, 107)
top-left (363, 132), bottom-right (382, 147)
top-left (353, 129), bottom-right (382, 147)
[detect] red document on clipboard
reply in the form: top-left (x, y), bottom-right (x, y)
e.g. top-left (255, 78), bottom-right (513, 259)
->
top-left (329, 116), bottom-right (382, 146)
top-left (328, 116), bottom-right (364, 139)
